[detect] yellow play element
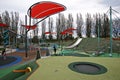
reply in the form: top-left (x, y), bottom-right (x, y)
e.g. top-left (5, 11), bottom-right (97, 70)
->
top-left (13, 67), bottom-right (32, 73)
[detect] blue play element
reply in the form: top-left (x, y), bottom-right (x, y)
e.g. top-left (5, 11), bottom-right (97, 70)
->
top-left (0, 56), bottom-right (22, 68)
top-left (3, 30), bottom-right (9, 46)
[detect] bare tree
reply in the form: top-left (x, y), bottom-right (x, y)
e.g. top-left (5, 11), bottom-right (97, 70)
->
top-left (91, 14), bottom-right (96, 37)
top-left (48, 17), bottom-right (53, 40)
top-left (41, 20), bottom-right (46, 40)
top-left (0, 15), bottom-right (4, 44)
top-left (19, 20), bottom-right (25, 43)
top-left (10, 12), bottom-right (19, 45)
top-left (32, 19), bottom-right (39, 43)
top-left (76, 13), bottom-right (83, 37)
top-left (86, 13), bottom-right (92, 37)
top-left (32, 19), bottom-right (39, 37)
top-left (19, 20), bottom-right (25, 36)
top-left (56, 13), bottom-right (66, 40)
top-left (103, 14), bottom-right (110, 37)
top-left (113, 19), bottom-right (120, 38)
top-left (2, 11), bottom-right (10, 26)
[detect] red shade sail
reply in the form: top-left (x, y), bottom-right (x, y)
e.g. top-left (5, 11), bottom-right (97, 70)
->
top-left (45, 32), bottom-right (56, 34)
top-left (0, 23), bottom-right (8, 27)
top-left (66, 31), bottom-right (73, 34)
top-left (61, 28), bottom-right (76, 35)
top-left (60, 31), bottom-right (66, 35)
top-left (27, 1), bottom-right (66, 19)
top-left (65, 28), bottom-right (76, 31)
top-left (22, 25), bottom-right (37, 30)
top-left (45, 32), bottom-right (51, 34)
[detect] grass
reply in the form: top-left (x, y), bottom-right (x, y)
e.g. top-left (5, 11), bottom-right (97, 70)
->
top-left (28, 56), bottom-right (120, 80)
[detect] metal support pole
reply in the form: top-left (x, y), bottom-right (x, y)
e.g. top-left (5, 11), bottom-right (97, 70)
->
top-left (98, 15), bottom-right (100, 50)
top-left (25, 15), bottom-right (28, 57)
top-left (109, 6), bottom-right (113, 57)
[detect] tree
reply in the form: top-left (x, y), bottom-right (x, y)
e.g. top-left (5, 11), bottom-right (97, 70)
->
top-left (66, 13), bottom-right (74, 39)
top-left (56, 13), bottom-right (66, 40)
top-left (103, 14), bottom-right (110, 37)
top-left (2, 11), bottom-right (10, 26)
top-left (1, 11), bottom-right (11, 47)
top-left (0, 11), bottom-right (19, 47)
top-left (113, 19), bottom-right (120, 38)
top-left (76, 13), bottom-right (83, 37)
top-left (10, 12), bottom-right (19, 45)
top-left (94, 14), bottom-right (98, 37)
top-left (86, 13), bottom-right (92, 37)
top-left (91, 14), bottom-right (96, 37)
top-left (48, 17), bottom-right (53, 40)
top-left (41, 20), bottom-right (46, 40)
top-left (32, 19), bottom-right (39, 37)
top-left (0, 15), bottom-right (4, 44)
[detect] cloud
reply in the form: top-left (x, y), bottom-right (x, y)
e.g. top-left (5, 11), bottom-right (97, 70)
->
top-left (99, 0), bottom-right (120, 11)
top-left (100, 0), bottom-right (120, 7)
top-left (0, 0), bottom-right (119, 21)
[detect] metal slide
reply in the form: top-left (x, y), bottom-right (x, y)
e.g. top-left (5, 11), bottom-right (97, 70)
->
top-left (64, 38), bottom-right (82, 49)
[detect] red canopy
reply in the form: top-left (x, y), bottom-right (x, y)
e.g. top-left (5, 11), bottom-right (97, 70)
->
top-left (60, 31), bottom-right (66, 35)
top-left (61, 28), bottom-right (76, 35)
top-left (45, 32), bottom-right (51, 34)
top-left (65, 28), bottom-right (76, 32)
top-left (66, 31), bottom-right (73, 35)
top-left (45, 32), bottom-right (56, 34)
top-left (22, 25), bottom-right (37, 30)
top-left (0, 23), bottom-right (8, 27)
top-left (27, 1), bottom-right (66, 19)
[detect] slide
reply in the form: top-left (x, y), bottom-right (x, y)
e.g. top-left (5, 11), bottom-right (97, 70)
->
top-left (64, 37), bottom-right (82, 49)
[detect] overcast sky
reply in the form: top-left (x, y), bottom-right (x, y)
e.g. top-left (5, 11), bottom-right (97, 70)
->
top-left (0, 0), bottom-right (120, 21)
top-left (0, 0), bottom-right (120, 37)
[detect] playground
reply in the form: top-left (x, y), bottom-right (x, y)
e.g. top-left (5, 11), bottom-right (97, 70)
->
top-left (0, 1), bottom-right (120, 80)
top-left (0, 38), bottom-right (120, 80)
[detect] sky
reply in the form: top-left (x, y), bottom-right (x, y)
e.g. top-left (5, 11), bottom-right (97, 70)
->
top-left (0, 0), bottom-right (120, 38)
top-left (0, 0), bottom-right (120, 21)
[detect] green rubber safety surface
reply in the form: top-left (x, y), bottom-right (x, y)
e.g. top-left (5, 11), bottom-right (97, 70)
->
top-left (28, 56), bottom-right (120, 80)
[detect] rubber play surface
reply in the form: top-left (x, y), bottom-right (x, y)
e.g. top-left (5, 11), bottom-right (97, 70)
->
top-left (27, 56), bottom-right (120, 80)
top-left (0, 56), bottom-right (22, 68)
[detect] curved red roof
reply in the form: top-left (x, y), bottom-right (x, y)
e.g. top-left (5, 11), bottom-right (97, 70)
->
top-left (27, 1), bottom-right (66, 19)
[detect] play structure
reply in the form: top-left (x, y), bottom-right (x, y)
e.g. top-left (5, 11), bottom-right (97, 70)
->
top-left (64, 37), bottom-right (82, 49)
top-left (1, 1), bottom-right (120, 80)
top-left (13, 67), bottom-right (32, 73)
top-left (21, 1), bottom-right (66, 58)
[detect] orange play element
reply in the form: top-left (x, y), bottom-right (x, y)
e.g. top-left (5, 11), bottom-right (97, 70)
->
top-left (13, 67), bottom-right (32, 73)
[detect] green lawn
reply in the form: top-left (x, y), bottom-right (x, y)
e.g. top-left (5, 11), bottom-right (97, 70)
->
top-left (28, 56), bottom-right (120, 80)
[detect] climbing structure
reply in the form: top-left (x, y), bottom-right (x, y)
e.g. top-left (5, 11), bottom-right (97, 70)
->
top-left (3, 30), bottom-right (9, 47)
